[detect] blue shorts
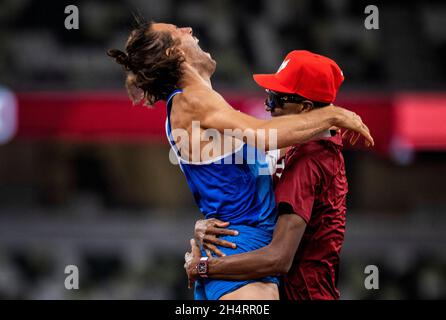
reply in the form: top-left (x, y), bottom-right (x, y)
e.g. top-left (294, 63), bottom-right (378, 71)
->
top-left (194, 224), bottom-right (280, 300)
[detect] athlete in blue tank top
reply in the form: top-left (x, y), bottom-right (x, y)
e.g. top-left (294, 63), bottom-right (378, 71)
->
top-left (107, 21), bottom-right (373, 300)
top-left (166, 89), bottom-right (279, 299)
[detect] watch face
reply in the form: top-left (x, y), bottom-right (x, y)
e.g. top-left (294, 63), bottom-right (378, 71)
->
top-left (197, 261), bottom-right (207, 274)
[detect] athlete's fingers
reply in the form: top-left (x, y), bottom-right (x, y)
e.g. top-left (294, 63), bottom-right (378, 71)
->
top-left (362, 121), bottom-right (371, 134)
top-left (363, 124), bottom-right (372, 147)
top-left (190, 238), bottom-right (201, 256)
top-left (213, 220), bottom-right (230, 228)
top-left (358, 126), bottom-right (374, 146)
top-left (350, 132), bottom-right (360, 145)
top-left (204, 235), bottom-right (236, 249)
top-left (348, 131), bottom-right (354, 144)
top-left (184, 252), bottom-right (191, 289)
top-left (214, 238), bottom-right (236, 249)
top-left (353, 114), bottom-right (374, 146)
top-left (194, 234), bottom-right (203, 247)
top-left (343, 111), bottom-right (374, 146)
top-left (204, 243), bottom-right (225, 257)
top-left (361, 123), bottom-right (374, 146)
top-left (184, 250), bottom-right (197, 290)
top-left (185, 251), bottom-right (194, 267)
top-left (188, 278), bottom-right (195, 289)
top-left (349, 132), bottom-right (361, 146)
top-left (345, 124), bottom-right (374, 147)
top-left (194, 221), bottom-right (206, 246)
top-left (205, 248), bottom-right (213, 258)
top-left (207, 218), bottom-right (227, 226)
top-left (209, 227), bottom-right (239, 236)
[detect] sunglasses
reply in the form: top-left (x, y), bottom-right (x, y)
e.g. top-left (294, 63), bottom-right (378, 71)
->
top-left (264, 89), bottom-right (304, 110)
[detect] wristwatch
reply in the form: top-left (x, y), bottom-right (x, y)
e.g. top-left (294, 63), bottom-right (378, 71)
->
top-left (197, 257), bottom-right (209, 278)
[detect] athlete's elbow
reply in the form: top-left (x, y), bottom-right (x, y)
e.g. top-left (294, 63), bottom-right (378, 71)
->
top-left (274, 255), bottom-right (293, 275)
top-left (265, 249), bottom-right (292, 275)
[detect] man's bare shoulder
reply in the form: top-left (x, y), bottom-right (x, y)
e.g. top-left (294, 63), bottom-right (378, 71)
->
top-left (180, 86), bottom-right (231, 111)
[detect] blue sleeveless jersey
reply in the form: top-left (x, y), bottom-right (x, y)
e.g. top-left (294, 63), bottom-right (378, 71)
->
top-left (165, 89), bottom-right (280, 300)
top-left (165, 90), bottom-right (277, 233)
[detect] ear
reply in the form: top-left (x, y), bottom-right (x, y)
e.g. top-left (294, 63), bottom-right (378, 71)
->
top-left (301, 100), bottom-right (314, 112)
top-left (177, 48), bottom-right (186, 57)
top-left (166, 47), bottom-right (185, 57)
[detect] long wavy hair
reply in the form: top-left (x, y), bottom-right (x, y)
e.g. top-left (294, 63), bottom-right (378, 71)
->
top-left (107, 19), bottom-right (185, 106)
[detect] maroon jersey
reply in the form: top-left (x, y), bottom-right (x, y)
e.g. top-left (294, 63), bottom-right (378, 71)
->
top-left (273, 132), bottom-right (348, 300)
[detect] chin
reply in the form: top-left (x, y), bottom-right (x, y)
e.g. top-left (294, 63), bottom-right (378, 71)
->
top-left (207, 55), bottom-right (217, 73)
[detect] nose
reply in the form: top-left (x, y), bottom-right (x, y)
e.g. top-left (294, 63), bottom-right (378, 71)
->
top-left (182, 27), bottom-right (193, 35)
top-left (264, 102), bottom-right (273, 112)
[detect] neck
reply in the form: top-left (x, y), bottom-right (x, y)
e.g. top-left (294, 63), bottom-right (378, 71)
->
top-left (181, 62), bottom-right (212, 89)
top-left (196, 68), bottom-right (212, 87)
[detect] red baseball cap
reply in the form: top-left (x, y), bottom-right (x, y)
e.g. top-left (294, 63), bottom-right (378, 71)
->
top-left (253, 50), bottom-right (344, 103)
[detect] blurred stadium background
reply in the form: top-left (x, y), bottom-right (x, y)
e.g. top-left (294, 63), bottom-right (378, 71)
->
top-left (0, 0), bottom-right (445, 299)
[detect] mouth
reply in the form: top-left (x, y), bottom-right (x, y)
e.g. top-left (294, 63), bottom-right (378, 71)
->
top-left (191, 36), bottom-right (212, 58)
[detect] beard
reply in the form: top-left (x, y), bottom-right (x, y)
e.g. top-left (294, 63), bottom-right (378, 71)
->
top-left (192, 48), bottom-right (216, 75)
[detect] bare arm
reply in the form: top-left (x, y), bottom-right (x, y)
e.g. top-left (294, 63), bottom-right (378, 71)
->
top-left (184, 87), bottom-right (373, 150)
top-left (185, 213), bottom-right (306, 281)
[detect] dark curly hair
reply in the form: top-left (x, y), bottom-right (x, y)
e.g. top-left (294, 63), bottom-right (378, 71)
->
top-left (107, 19), bottom-right (185, 106)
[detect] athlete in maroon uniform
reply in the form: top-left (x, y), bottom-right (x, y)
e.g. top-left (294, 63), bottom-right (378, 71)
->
top-left (273, 131), bottom-right (347, 299)
top-left (184, 50), bottom-right (361, 300)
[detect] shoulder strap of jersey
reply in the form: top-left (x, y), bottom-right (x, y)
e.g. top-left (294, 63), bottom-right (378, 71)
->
top-left (165, 89), bottom-right (183, 157)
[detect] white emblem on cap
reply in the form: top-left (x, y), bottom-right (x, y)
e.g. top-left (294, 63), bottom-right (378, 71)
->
top-left (277, 59), bottom-right (290, 73)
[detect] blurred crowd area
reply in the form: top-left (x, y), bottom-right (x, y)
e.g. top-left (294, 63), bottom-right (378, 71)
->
top-left (0, 0), bottom-right (445, 300)
top-left (0, 0), bottom-right (446, 91)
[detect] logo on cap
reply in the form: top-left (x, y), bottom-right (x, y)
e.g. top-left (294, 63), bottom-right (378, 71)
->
top-left (277, 59), bottom-right (290, 73)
